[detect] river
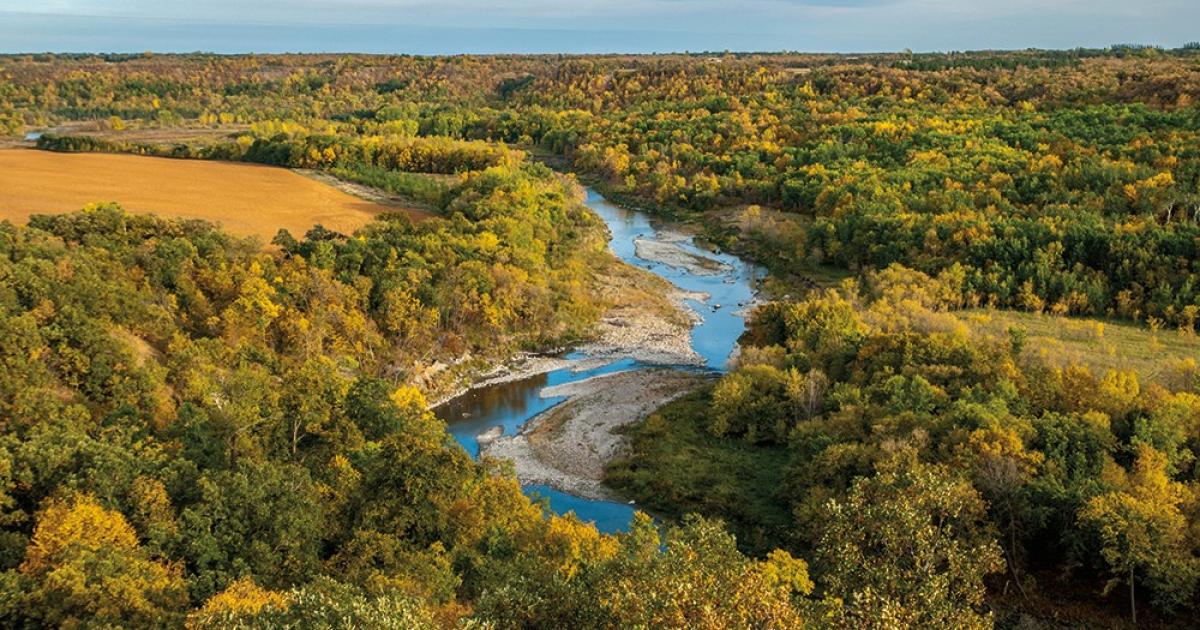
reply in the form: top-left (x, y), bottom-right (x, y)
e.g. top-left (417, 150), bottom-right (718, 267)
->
top-left (435, 187), bottom-right (761, 532)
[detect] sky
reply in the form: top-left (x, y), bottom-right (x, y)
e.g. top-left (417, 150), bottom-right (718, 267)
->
top-left (0, 0), bottom-right (1195, 54)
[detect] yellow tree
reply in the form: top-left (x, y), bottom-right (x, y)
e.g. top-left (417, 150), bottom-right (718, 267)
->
top-left (19, 494), bottom-right (187, 628)
top-left (186, 576), bottom-right (288, 629)
top-left (1079, 444), bottom-right (1199, 624)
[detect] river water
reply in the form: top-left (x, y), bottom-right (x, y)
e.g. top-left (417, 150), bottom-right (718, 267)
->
top-left (435, 187), bottom-right (761, 532)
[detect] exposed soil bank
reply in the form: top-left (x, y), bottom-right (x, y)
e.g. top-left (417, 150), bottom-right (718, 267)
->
top-left (481, 369), bottom-right (716, 500)
top-left (576, 257), bottom-right (705, 367)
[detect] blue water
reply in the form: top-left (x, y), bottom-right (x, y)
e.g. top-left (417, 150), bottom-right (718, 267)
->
top-left (582, 188), bottom-right (760, 371)
top-left (437, 187), bottom-right (761, 533)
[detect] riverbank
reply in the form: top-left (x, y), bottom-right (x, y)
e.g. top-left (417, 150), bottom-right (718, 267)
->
top-left (579, 258), bottom-right (706, 366)
top-left (427, 251), bottom-right (702, 408)
top-left (439, 183), bottom-right (760, 528)
top-left (481, 368), bottom-right (717, 500)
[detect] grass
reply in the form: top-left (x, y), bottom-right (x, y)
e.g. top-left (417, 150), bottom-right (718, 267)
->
top-left (963, 309), bottom-right (1200, 383)
top-left (0, 149), bottom-right (429, 241)
top-left (606, 386), bottom-right (793, 556)
top-left (329, 164), bottom-right (453, 210)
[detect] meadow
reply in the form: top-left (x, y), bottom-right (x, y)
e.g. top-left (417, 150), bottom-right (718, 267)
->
top-left (965, 309), bottom-right (1200, 385)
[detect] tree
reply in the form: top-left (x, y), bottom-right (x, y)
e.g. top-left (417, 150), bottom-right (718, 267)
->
top-left (187, 577), bottom-right (438, 630)
top-left (186, 576), bottom-right (288, 629)
top-left (598, 514), bottom-right (809, 628)
top-left (277, 357), bottom-right (355, 460)
top-left (1078, 444), bottom-right (1199, 623)
top-left (15, 494), bottom-right (187, 628)
top-left (963, 424), bottom-right (1044, 599)
top-left (474, 512), bottom-right (810, 629)
top-left (784, 368), bottom-right (828, 422)
top-left (816, 451), bottom-right (1004, 629)
top-left (177, 461), bottom-right (324, 600)
top-left (710, 364), bottom-right (788, 443)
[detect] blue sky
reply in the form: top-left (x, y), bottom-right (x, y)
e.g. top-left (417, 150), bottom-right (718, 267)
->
top-left (0, 1), bottom-right (1195, 54)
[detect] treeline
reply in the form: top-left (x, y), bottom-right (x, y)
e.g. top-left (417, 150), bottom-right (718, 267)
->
top-left (611, 265), bottom-right (1200, 626)
top-left (479, 59), bottom-right (1200, 329)
top-left (298, 54), bottom-right (1198, 330)
top-left (37, 130), bottom-right (523, 174)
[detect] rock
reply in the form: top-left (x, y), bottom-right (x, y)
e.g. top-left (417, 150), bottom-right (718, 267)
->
top-left (476, 425), bottom-right (503, 446)
top-left (483, 369), bottom-right (716, 500)
top-left (633, 237), bottom-right (732, 276)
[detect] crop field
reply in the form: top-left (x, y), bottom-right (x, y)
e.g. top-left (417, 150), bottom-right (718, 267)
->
top-left (0, 149), bottom-right (429, 240)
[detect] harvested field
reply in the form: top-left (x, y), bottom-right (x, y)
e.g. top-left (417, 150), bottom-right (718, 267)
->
top-left (0, 149), bottom-right (430, 241)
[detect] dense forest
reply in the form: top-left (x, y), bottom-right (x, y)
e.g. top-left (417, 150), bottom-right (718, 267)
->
top-left (1, 47), bottom-right (1199, 627)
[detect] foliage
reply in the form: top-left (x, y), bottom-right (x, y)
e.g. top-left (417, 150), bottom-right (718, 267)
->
top-left (607, 388), bottom-right (793, 555)
top-left (614, 273), bottom-right (1200, 626)
top-left (0, 150), bottom-right (801, 626)
top-left (9, 494), bottom-right (188, 628)
top-left (1078, 445), bottom-right (1200, 619)
top-left (815, 451), bottom-right (1004, 629)
top-left (4, 49), bottom-right (1200, 626)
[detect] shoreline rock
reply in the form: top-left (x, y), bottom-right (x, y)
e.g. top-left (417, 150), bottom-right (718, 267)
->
top-left (482, 368), bottom-right (716, 500)
top-left (633, 237), bottom-right (732, 276)
top-left (476, 425), bottom-right (503, 447)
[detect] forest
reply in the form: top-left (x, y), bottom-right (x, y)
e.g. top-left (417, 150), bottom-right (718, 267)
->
top-left (0, 47), bottom-right (1198, 627)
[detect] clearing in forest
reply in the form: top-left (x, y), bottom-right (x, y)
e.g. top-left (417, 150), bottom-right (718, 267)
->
top-left (965, 309), bottom-right (1200, 383)
top-left (0, 149), bottom-right (430, 241)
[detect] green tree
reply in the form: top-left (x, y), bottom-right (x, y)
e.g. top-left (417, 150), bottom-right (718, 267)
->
top-left (816, 451), bottom-right (1004, 628)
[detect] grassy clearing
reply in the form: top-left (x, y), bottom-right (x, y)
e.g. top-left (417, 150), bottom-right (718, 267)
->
top-left (962, 309), bottom-right (1200, 384)
top-left (606, 387), bottom-right (793, 555)
top-left (327, 164), bottom-right (454, 210)
top-left (0, 149), bottom-right (430, 241)
top-left (4, 122), bottom-right (246, 149)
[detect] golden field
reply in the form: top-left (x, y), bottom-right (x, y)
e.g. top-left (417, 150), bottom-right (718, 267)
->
top-left (0, 149), bottom-right (427, 240)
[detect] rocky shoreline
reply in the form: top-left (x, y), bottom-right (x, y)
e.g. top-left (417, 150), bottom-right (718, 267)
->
top-left (577, 285), bottom-right (706, 366)
top-left (481, 369), bottom-right (716, 500)
top-left (633, 237), bottom-right (732, 276)
top-left (428, 254), bottom-right (704, 408)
